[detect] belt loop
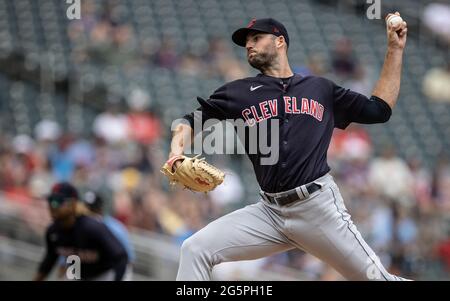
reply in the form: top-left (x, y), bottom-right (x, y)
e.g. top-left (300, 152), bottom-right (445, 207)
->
top-left (295, 187), bottom-right (304, 200)
top-left (301, 185), bottom-right (310, 199)
top-left (315, 181), bottom-right (324, 191)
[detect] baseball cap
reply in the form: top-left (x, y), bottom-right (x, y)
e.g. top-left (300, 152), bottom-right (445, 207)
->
top-left (47, 182), bottom-right (79, 209)
top-left (232, 18), bottom-right (289, 47)
top-left (83, 190), bottom-right (103, 211)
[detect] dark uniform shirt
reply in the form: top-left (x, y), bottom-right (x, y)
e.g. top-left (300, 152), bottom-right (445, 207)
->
top-left (184, 73), bottom-right (391, 193)
top-left (38, 215), bottom-right (128, 280)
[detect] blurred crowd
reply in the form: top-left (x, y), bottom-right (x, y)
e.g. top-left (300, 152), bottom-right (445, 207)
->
top-left (67, 0), bottom-right (249, 82)
top-left (1, 0), bottom-right (450, 281)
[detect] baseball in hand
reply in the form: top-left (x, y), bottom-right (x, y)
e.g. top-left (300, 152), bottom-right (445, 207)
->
top-left (387, 15), bottom-right (403, 27)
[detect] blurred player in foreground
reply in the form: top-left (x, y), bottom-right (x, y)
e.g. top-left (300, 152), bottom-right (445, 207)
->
top-left (33, 183), bottom-right (129, 281)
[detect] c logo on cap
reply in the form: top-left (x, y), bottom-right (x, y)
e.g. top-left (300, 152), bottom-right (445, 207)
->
top-left (247, 18), bottom-right (256, 28)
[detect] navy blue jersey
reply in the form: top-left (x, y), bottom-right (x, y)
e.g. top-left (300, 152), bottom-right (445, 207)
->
top-left (184, 74), bottom-right (387, 193)
top-left (38, 215), bottom-right (128, 280)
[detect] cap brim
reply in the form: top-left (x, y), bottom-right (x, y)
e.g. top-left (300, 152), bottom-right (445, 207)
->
top-left (232, 28), bottom-right (265, 47)
top-left (46, 193), bottom-right (74, 204)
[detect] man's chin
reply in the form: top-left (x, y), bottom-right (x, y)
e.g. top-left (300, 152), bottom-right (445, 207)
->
top-left (248, 59), bottom-right (263, 70)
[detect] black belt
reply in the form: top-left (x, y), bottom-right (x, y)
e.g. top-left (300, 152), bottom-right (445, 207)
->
top-left (260, 183), bottom-right (322, 206)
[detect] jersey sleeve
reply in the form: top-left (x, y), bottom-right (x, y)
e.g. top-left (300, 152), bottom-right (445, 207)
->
top-left (183, 84), bottom-right (229, 129)
top-left (85, 218), bottom-right (128, 279)
top-left (352, 95), bottom-right (392, 124)
top-left (87, 218), bottom-right (127, 260)
top-left (332, 81), bottom-right (370, 129)
top-left (37, 228), bottom-right (58, 276)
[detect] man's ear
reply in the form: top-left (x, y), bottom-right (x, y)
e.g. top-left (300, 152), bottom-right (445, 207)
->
top-left (276, 36), bottom-right (287, 50)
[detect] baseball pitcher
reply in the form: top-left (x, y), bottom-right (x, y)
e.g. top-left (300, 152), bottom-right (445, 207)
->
top-left (162, 13), bottom-right (409, 281)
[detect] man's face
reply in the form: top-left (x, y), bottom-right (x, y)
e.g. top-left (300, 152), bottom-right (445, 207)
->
top-left (48, 199), bottom-right (76, 221)
top-left (245, 32), bottom-right (278, 70)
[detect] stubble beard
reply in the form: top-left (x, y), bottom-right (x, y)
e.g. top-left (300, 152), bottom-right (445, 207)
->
top-left (248, 49), bottom-right (278, 72)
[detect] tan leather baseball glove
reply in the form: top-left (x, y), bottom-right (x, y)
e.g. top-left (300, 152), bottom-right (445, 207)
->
top-left (160, 155), bottom-right (225, 193)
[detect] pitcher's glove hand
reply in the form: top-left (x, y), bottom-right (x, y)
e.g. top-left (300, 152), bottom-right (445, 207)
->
top-left (160, 155), bottom-right (225, 193)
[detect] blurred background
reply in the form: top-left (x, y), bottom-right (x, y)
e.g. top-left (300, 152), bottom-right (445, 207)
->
top-left (0, 0), bottom-right (449, 280)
